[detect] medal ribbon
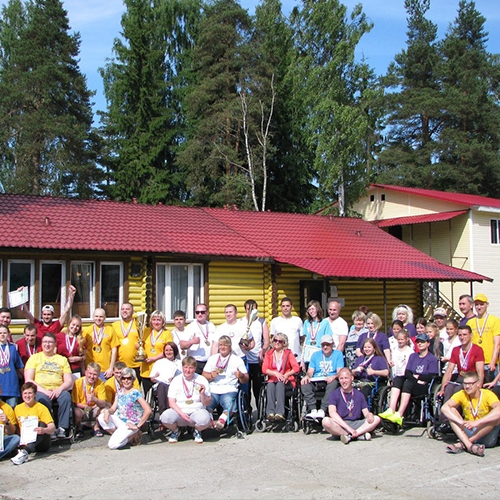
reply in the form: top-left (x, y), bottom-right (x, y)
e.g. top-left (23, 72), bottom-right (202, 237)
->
top-left (197, 322), bottom-right (209, 343)
top-left (475, 314), bottom-right (489, 341)
top-left (0, 344), bottom-right (10, 367)
top-left (216, 354), bottom-right (231, 372)
top-left (150, 328), bottom-right (163, 347)
top-left (309, 320), bottom-right (320, 343)
top-left (459, 346), bottom-right (472, 372)
top-left (469, 390), bottom-right (483, 420)
top-left (93, 325), bottom-right (104, 346)
top-left (360, 354), bottom-right (374, 368)
top-left (341, 389), bottom-right (355, 413)
top-left (120, 319), bottom-right (133, 338)
top-left (368, 331), bottom-right (378, 341)
top-left (26, 340), bottom-right (36, 357)
top-left (83, 381), bottom-right (95, 405)
top-left (182, 377), bottom-right (194, 399)
top-left (66, 334), bottom-right (77, 355)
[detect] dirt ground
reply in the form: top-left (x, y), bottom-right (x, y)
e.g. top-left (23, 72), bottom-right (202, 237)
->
top-left (1, 423), bottom-right (499, 500)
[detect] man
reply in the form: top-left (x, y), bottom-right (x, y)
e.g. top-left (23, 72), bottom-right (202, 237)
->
top-left (301, 334), bottom-right (344, 420)
top-left (83, 308), bottom-right (119, 379)
top-left (24, 333), bottom-right (73, 439)
top-left (433, 307), bottom-right (448, 342)
top-left (202, 335), bottom-right (249, 430)
top-left (467, 294), bottom-right (500, 383)
top-left (214, 304), bottom-right (254, 359)
top-left (181, 303), bottom-right (216, 374)
top-left (0, 307), bottom-right (14, 342)
top-left (112, 302), bottom-right (140, 373)
top-left (104, 361), bottom-right (141, 403)
top-left (322, 367), bottom-right (380, 444)
top-left (458, 294), bottom-right (475, 327)
top-left (441, 371), bottom-right (500, 456)
top-left (16, 324), bottom-right (41, 366)
top-left (20, 285), bottom-right (76, 338)
top-left (170, 310), bottom-right (187, 359)
top-left (270, 297), bottom-right (303, 358)
top-left (72, 362), bottom-right (109, 438)
top-left (325, 299), bottom-right (348, 353)
top-left (0, 382), bottom-right (20, 461)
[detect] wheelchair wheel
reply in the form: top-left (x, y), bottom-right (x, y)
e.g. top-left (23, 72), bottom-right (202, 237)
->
top-left (255, 420), bottom-right (267, 432)
top-left (237, 390), bottom-right (253, 434)
top-left (431, 383), bottom-right (443, 420)
top-left (427, 421), bottom-right (437, 439)
top-left (302, 419), bottom-right (312, 435)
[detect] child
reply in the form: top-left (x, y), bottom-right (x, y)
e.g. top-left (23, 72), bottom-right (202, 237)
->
top-left (345, 310), bottom-right (367, 369)
top-left (391, 330), bottom-right (414, 379)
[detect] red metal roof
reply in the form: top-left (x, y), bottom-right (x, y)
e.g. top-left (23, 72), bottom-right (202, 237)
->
top-left (372, 210), bottom-right (468, 227)
top-left (0, 194), bottom-right (490, 282)
top-left (371, 184), bottom-right (500, 209)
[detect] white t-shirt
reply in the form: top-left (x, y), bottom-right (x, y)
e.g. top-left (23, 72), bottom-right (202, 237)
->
top-left (216, 321), bottom-right (252, 358)
top-left (270, 315), bottom-right (303, 358)
top-left (185, 320), bottom-right (216, 361)
top-left (171, 328), bottom-right (188, 360)
top-left (327, 317), bottom-right (348, 348)
top-left (239, 316), bottom-right (267, 364)
top-left (168, 373), bottom-right (211, 414)
top-left (150, 358), bottom-right (180, 385)
top-left (204, 353), bottom-right (247, 394)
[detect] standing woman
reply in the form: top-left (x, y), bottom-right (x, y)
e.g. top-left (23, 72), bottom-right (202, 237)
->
top-left (140, 311), bottom-right (172, 396)
top-left (56, 315), bottom-right (85, 380)
top-left (356, 313), bottom-right (392, 367)
top-left (98, 367), bottom-right (151, 449)
top-left (301, 301), bottom-right (330, 370)
top-left (262, 333), bottom-right (300, 421)
top-left (390, 305), bottom-right (417, 338)
top-left (0, 326), bottom-right (24, 407)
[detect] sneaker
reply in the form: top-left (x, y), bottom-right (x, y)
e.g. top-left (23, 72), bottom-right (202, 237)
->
top-left (215, 411), bottom-right (228, 431)
top-left (56, 427), bottom-right (66, 439)
top-left (363, 432), bottom-right (372, 441)
top-left (274, 413), bottom-right (285, 421)
top-left (379, 408), bottom-right (395, 419)
top-left (340, 434), bottom-right (352, 445)
top-left (168, 430), bottom-right (180, 443)
top-left (316, 409), bottom-right (325, 419)
top-left (306, 409), bottom-right (318, 420)
top-left (267, 413), bottom-right (275, 421)
top-left (11, 449), bottom-right (29, 465)
top-left (193, 430), bottom-right (203, 444)
top-left (387, 411), bottom-right (403, 426)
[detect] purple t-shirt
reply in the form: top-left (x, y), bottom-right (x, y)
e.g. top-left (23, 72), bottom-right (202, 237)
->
top-left (329, 387), bottom-right (368, 420)
top-left (356, 331), bottom-right (390, 353)
top-left (405, 351), bottom-right (439, 376)
top-left (353, 355), bottom-right (387, 382)
top-left (459, 315), bottom-right (476, 327)
top-left (389, 323), bottom-right (417, 338)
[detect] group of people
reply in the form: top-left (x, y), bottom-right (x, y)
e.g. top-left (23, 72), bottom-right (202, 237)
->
top-left (1, 291), bottom-right (500, 463)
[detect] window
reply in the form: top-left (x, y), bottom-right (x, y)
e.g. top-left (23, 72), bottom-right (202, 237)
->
top-left (369, 194), bottom-right (375, 202)
top-left (71, 262), bottom-right (94, 318)
top-left (40, 261), bottom-right (65, 317)
top-left (381, 194), bottom-right (386, 201)
top-left (8, 260), bottom-right (34, 320)
top-left (156, 263), bottom-right (203, 320)
top-left (491, 219), bottom-right (499, 244)
top-left (100, 262), bottom-right (123, 318)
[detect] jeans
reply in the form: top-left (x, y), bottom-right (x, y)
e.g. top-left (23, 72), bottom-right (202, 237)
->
top-left (208, 392), bottom-right (237, 415)
top-left (36, 390), bottom-right (72, 430)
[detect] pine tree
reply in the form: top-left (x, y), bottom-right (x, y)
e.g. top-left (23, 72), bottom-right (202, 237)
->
top-left (0, 0), bottom-right (99, 197)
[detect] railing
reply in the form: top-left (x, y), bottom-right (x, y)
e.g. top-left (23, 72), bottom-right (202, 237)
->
top-left (422, 281), bottom-right (461, 322)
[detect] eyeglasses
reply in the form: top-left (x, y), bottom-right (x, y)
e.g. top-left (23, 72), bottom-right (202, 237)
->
top-left (195, 310), bottom-right (207, 315)
top-left (463, 381), bottom-right (477, 387)
top-left (121, 376), bottom-right (133, 380)
top-left (273, 339), bottom-right (284, 344)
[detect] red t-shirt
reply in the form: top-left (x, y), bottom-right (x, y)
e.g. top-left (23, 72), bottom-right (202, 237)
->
top-left (34, 319), bottom-right (63, 339)
top-left (449, 343), bottom-right (484, 373)
top-left (15, 338), bottom-right (42, 365)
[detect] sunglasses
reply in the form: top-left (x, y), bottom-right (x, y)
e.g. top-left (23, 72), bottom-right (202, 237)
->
top-left (273, 339), bottom-right (285, 344)
top-left (121, 376), bottom-right (133, 380)
top-left (195, 310), bottom-right (207, 315)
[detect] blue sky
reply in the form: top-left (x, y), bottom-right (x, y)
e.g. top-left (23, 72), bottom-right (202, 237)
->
top-left (4, 0), bottom-right (500, 118)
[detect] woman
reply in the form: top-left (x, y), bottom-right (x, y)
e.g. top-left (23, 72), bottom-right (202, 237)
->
top-left (98, 367), bottom-right (151, 449)
top-left (262, 333), bottom-right (300, 421)
top-left (352, 338), bottom-right (389, 399)
top-left (390, 305), bottom-right (416, 338)
top-left (301, 301), bottom-right (330, 369)
top-left (160, 356), bottom-right (212, 444)
top-left (0, 325), bottom-right (24, 407)
top-left (56, 315), bottom-right (85, 379)
top-left (379, 333), bottom-right (439, 426)
top-left (12, 382), bottom-right (55, 465)
top-left (150, 342), bottom-right (181, 415)
top-left (140, 311), bottom-right (173, 395)
top-left (355, 313), bottom-right (392, 367)
top-left (345, 310), bottom-right (367, 369)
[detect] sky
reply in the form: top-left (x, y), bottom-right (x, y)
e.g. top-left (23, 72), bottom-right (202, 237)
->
top-left (3, 0), bottom-right (500, 119)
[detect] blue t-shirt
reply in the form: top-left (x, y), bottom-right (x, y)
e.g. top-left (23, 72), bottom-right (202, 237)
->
top-left (302, 319), bottom-right (330, 346)
top-left (308, 349), bottom-right (344, 378)
top-left (329, 387), bottom-right (368, 420)
top-left (0, 343), bottom-right (24, 397)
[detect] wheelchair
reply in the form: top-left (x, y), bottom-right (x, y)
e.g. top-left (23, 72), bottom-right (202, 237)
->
top-left (255, 378), bottom-right (302, 433)
top-left (210, 388), bottom-right (253, 439)
top-left (378, 377), bottom-right (440, 436)
top-left (46, 393), bottom-right (76, 443)
top-left (146, 384), bottom-right (164, 439)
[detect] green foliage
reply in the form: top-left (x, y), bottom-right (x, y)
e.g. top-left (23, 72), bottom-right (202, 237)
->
top-left (0, 0), bottom-right (99, 197)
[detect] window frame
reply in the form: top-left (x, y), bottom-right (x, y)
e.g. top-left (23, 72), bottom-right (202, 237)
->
top-left (8, 259), bottom-right (35, 323)
top-left (39, 260), bottom-right (66, 317)
top-left (99, 261), bottom-right (124, 320)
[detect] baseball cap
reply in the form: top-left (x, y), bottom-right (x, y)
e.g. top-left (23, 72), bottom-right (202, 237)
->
top-left (320, 334), bottom-right (334, 345)
top-left (415, 333), bottom-right (430, 342)
top-left (42, 305), bottom-right (55, 314)
top-left (474, 293), bottom-right (489, 303)
top-left (433, 307), bottom-right (446, 318)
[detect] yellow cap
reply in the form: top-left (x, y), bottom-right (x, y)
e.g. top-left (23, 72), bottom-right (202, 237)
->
top-left (474, 293), bottom-right (489, 303)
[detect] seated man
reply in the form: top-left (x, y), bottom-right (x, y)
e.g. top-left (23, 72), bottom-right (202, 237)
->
top-left (441, 371), bottom-right (500, 457)
top-left (322, 367), bottom-right (380, 444)
top-left (16, 324), bottom-right (41, 368)
top-left (72, 362), bottom-right (109, 438)
top-left (160, 356), bottom-right (212, 444)
top-left (202, 335), bottom-right (249, 430)
top-left (301, 334), bottom-right (344, 420)
top-left (0, 382), bottom-right (20, 461)
top-left (104, 362), bottom-right (141, 404)
top-left (24, 333), bottom-right (73, 439)
top-left (12, 382), bottom-right (56, 465)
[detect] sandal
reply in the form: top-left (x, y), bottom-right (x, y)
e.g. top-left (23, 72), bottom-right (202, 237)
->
top-left (93, 429), bottom-right (104, 438)
top-left (468, 443), bottom-right (485, 457)
top-left (75, 431), bottom-right (84, 439)
top-left (446, 442), bottom-right (465, 454)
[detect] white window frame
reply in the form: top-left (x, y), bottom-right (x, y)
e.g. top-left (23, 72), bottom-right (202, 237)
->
top-left (100, 261), bottom-right (124, 319)
top-left (8, 259), bottom-right (35, 324)
top-left (156, 263), bottom-right (204, 321)
top-left (39, 260), bottom-right (66, 315)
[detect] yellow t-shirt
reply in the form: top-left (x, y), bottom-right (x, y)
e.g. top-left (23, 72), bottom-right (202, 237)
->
top-left (14, 401), bottom-right (54, 429)
top-left (71, 376), bottom-right (107, 406)
top-left (25, 352), bottom-right (71, 390)
top-left (140, 327), bottom-right (173, 377)
top-left (83, 324), bottom-right (120, 371)
top-left (451, 388), bottom-right (500, 421)
top-left (112, 319), bottom-right (140, 368)
top-left (0, 400), bottom-right (17, 427)
top-left (467, 315), bottom-right (500, 364)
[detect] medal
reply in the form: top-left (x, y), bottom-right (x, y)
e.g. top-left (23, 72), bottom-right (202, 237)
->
top-left (478, 339), bottom-right (482, 344)
top-left (93, 325), bottom-right (104, 351)
top-left (475, 315), bottom-right (488, 346)
top-left (309, 320), bottom-right (320, 346)
top-left (216, 354), bottom-right (231, 374)
top-left (348, 412), bottom-right (352, 417)
top-left (84, 406), bottom-right (92, 417)
top-left (0, 344), bottom-right (10, 372)
top-left (122, 338), bottom-right (129, 345)
top-left (120, 319), bottom-right (134, 344)
top-left (185, 399), bottom-right (193, 404)
top-left (197, 321), bottom-right (211, 347)
top-left (205, 340), bottom-right (210, 346)
top-left (311, 341), bottom-right (316, 346)
top-left (94, 346), bottom-right (102, 353)
top-left (151, 348), bottom-right (156, 354)
top-left (181, 350), bottom-right (186, 356)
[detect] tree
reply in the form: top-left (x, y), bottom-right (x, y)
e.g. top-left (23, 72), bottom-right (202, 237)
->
top-left (0, 0), bottom-right (99, 197)
top-left (99, 0), bottom-right (200, 203)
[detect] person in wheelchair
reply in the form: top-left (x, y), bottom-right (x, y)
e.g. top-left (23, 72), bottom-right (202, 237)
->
top-left (262, 333), bottom-right (300, 421)
top-left (379, 333), bottom-right (439, 426)
top-left (352, 339), bottom-right (389, 401)
top-left (322, 368), bottom-right (381, 444)
top-left (441, 371), bottom-right (500, 456)
top-left (203, 335), bottom-right (249, 430)
top-left (301, 334), bottom-right (344, 421)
